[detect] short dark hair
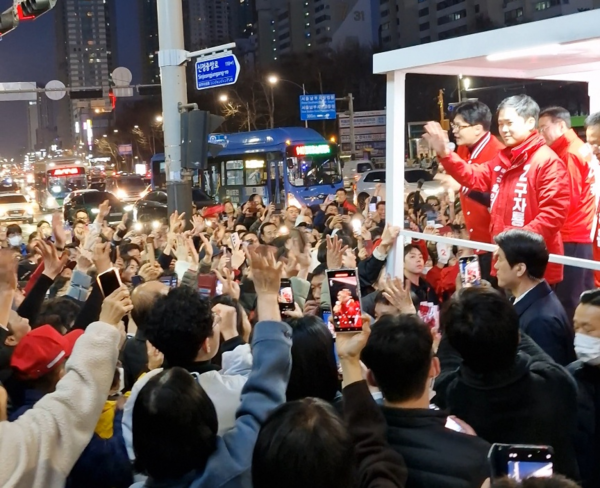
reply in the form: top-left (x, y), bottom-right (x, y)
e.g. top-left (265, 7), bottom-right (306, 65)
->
top-left (6, 224), bottom-right (22, 236)
top-left (211, 294), bottom-right (245, 339)
top-left (362, 314), bottom-right (433, 403)
top-left (37, 298), bottom-right (81, 332)
top-left (442, 287), bottom-right (520, 374)
top-left (119, 243), bottom-right (142, 257)
top-left (335, 188), bottom-right (347, 194)
top-left (286, 316), bottom-right (339, 402)
top-left (494, 229), bottom-right (548, 280)
top-left (404, 243), bottom-right (422, 258)
top-left (252, 398), bottom-right (353, 488)
top-left (452, 100), bottom-right (493, 131)
top-left (326, 202), bottom-right (339, 211)
top-left (498, 94), bottom-right (540, 124)
top-left (376, 201), bottom-right (386, 209)
top-left (308, 264), bottom-right (327, 281)
top-left (579, 289), bottom-right (600, 307)
top-left (36, 220), bottom-right (50, 229)
top-left (373, 290), bottom-right (392, 307)
top-left (144, 287), bottom-right (214, 367)
top-left (75, 209), bottom-right (88, 216)
top-left (490, 475), bottom-right (581, 488)
top-left (584, 111), bottom-right (600, 129)
top-left (259, 222), bottom-right (276, 236)
top-left (540, 106), bottom-right (571, 128)
top-left (133, 367), bottom-right (218, 480)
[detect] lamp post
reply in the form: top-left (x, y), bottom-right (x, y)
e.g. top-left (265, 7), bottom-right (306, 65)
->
top-left (268, 75), bottom-right (308, 128)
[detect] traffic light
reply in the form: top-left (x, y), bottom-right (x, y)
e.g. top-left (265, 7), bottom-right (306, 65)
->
top-left (0, 7), bottom-right (18, 37)
top-left (19, 0), bottom-right (57, 19)
top-left (181, 110), bottom-right (225, 170)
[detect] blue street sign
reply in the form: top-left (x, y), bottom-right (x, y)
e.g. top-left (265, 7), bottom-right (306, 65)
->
top-left (300, 94), bottom-right (337, 121)
top-left (208, 133), bottom-right (228, 146)
top-left (195, 53), bottom-right (240, 91)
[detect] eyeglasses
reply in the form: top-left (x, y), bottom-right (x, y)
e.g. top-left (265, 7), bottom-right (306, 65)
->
top-left (451, 123), bottom-right (473, 132)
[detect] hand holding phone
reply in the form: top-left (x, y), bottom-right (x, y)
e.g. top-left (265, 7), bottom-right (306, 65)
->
top-left (327, 268), bottom-right (363, 332)
top-left (97, 268), bottom-right (123, 297)
top-left (459, 255), bottom-right (481, 288)
top-left (488, 444), bottom-right (553, 482)
top-left (278, 278), bottom-right (295, 312)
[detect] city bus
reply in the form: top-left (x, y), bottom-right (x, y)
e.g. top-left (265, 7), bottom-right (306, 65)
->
top-left (204, 127), bottom-right (343, 208)
top-left (150, 128), bottom-right (343, 208)
top-left (33, 159), bottom-right (88, 210)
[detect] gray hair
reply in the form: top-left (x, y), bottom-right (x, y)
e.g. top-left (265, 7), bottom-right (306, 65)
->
top-left (585, 112), bottom-right (600, 129)
top-left (497, 95), bottom-right (540, 124)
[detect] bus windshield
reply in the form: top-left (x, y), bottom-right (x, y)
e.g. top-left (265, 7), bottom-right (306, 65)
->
top-left (48, 175), bottom-right (87, 197)
top-left (287, 154), bottom-right (342, 187)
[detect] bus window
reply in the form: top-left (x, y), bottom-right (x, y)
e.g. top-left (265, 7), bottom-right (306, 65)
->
top-left (287, 155), bottom-right (342, 187)
top-left (225, 160), bottom-right (244, 186)
top-left (245, 159), bottom-right (266, 186)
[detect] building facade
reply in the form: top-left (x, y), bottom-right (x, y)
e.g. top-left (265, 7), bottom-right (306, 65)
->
top-left (256, 0), bottom-right (379, 65)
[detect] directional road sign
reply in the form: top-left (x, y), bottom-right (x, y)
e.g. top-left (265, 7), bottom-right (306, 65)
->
top-left (300, 94), bottom-right (336, 121)
top-left (195, 53), bottom-right (240, 91)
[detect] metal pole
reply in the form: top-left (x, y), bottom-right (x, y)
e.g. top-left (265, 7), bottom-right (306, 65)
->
top-left (457, 75), bottom-right (463, 103)
top-left (348, 93), bottom-right (356, 158)
top-left (270, 87), bottom-right (275, 129)
top-left (157, 0), bottom-right (192, 220)
top-left (302, 83), bottom-right (308, 129)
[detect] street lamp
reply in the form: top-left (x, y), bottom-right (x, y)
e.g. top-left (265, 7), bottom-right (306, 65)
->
top-left (133, 125), bottom-right (139, 129)
top-left (462, 77), bottom-right (472, 91)
top-left (155, 115), bottom-right (163, 123)
top-left (267, 75), bottom-right (308, 128)
top-left (219, 94), bottom-right (228, 103)
top-left (102, 134), bottom-right (107, 138)
top-left (113, 129), bottom-right (119, 133)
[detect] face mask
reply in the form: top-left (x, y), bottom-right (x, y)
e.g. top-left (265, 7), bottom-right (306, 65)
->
top-left (574, 333), bottom-right (600, 366)
top-left (8, 235), bottom-right (22, 247)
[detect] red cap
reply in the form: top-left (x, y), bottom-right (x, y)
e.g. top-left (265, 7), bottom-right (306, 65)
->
top-left (11, 326), bottom-right (84, 379)
top-left (202, 204), bottom-right (224, 219)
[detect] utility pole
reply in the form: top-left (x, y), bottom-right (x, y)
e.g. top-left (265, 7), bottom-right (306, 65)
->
top-left (348, 93), bottom-right (356, 157)
top-left (302, 83), bottom-right (308, 129)
top-left (157, 0), bottom-right (192, 221)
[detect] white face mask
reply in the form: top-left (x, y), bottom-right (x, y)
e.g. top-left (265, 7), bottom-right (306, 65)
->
top-left (8, 235), bottom-right (22, 247)
top-left (574, 333), bottom-right (600, 366)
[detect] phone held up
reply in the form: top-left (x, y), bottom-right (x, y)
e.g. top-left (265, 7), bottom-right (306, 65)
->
top-left (97, 268), bottom-right (122, 297)
top-left (488, 444), bottom-right (553, 483)
top-left (458, 255), bottom-right (481, 288)
top-left (277, 278), bottom-right (295, 312)
top-left (326, 268), bottom-right (363, 333)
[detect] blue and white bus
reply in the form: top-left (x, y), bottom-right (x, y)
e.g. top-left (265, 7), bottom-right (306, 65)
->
top-left (203, 127), bottom-right (343, 208)
top-left (150, 128), bottom-right (343, 208)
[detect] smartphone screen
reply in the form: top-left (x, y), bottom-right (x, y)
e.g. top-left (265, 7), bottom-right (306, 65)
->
top-left (445, 417), bottom-right (465, 433)
top-left (459, 255), bottom-right (481, 288)
top-left (230, 232), bottom-right (240, 250)
top-left (198, 274), bottom-right (216, 299)
top-left (278, 279), bottom-right (295, 312)
top-left (215, 279), bottom-right (223, 296)
top-left (369, 203), bottom-right (377, 212)
top-left (488, 444), bottom-right (553, 481)
top-left (326, 268), bottom-right (363, 332)
top-left (159, 275), bottom-right (178, 289)
top-left (351, 219), bottom-right (362, 233)
top-left (97, 268), bottom-right (122, 297)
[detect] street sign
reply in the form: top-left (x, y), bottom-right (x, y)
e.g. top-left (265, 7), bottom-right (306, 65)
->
top-left (0, 82), bottom-right (36, 101)
top-left (118, 144), bottom-right (133, 156)
top-left (195, 53), bottom-right (240, 91)
top-left (300, 94), bottom-right (336, 121)
top-left (208, 133), bottom-right (228, 146)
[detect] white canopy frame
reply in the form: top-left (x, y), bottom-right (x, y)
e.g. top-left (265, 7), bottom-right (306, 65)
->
top-left (374, 9), bottom-right (600, 276)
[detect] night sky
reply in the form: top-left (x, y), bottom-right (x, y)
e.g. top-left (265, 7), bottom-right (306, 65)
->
top-left (0, 1), bottom-right (140, 159)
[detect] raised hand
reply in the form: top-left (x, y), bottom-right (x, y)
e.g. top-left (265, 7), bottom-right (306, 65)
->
top-left (33, 239), bottom-right (67, 280)
top-left (215, 268), bottom-right (240, 300)
top-left (247, 246), bottom-right (283, 296)
top-left (423, 121), bottom-right (451, 158)
top-left (99, 286), bottom-right (133, 327)
top-left (326, 234), bottom-right (349, 270)
top-left (382, 276), bottom-right (416, 314)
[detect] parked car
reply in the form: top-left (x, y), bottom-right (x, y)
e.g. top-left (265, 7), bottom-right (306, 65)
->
top-left (0, 179), bottom-right (20, 194)
top-left (342, 159), bottom-right (375, 190)
top-left (105, 175), bottom-right (148, 203)
top-left (0, 193), bottom-right (34, 224)
top-left (132, 188), bottom-right (215, 230)
top-left (64, 190), bottom-right (124, 225)
top-left (354, 168), bottom-right (444, 205)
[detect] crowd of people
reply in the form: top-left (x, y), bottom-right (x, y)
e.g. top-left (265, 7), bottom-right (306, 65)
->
top-left (0, 93), bottom-right (598, 488)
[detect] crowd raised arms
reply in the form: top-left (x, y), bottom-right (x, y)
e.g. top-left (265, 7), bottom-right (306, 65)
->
top-left (0, 96), bottom-right (600, 488)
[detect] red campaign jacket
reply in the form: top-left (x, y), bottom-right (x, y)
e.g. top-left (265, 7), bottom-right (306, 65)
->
top-left (440, 131), bottom-right (570, 285)
top-left (550, 129), bottom-right (595, 244)
top-left (456, 132), bottom-right (505, 245)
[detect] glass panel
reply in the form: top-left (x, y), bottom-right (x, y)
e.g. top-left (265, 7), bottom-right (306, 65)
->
top-left (225, 160), bottom-right (244, 186)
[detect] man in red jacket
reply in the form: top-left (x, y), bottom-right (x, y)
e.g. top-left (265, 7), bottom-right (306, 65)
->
top-left (586, 112), bottom-right (600, 288)
top-left (450, 101), bottom-right (505, 280)
top-left (424, 94), bottom-right (570, 285)
top-left (539, 106), bottom-right (595, 322)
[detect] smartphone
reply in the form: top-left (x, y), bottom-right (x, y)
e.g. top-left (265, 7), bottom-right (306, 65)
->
top-left (278, 278), bottom-right (295, 312)
top-left (97, 268), bottom-right (122, 297)
top-left (230, 232), bottom-right (240, 250)
top-left (458, 255), bottom-right (481, 288)
top-left (326, 268), bottom-right (363, 333)
top-left (131, 275), bottom-right (143, 287)
top-left (159, 275), bottom-right (178, 289)
top-left (488, 444), bottom-right (554, 482)
top-left (427, 219), bottom-right (436, 227)
top-left (198, 273), bottom-right (217, 299)
top-left (322, 310), bottom-right (332, 325)
top-left (351, 219), bottom-right (362, 233)
top-left (445, 417), bottom-right (465, 433)
top-left (215, 279), bottom-right (223, 296)
top-left (368, 196), bottom-right (379, 213)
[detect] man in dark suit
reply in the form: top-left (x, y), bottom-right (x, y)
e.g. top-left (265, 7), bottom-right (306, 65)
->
top-left (494, 229), bottom-right (576, 366)
top-left (362, 314), bottom-right (490, 488)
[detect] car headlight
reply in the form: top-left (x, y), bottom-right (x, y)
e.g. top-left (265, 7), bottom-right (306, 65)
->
top-left (116, 189), bottom-right (127, 199)
top-left (124, 204), bottom-right (134, 212)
